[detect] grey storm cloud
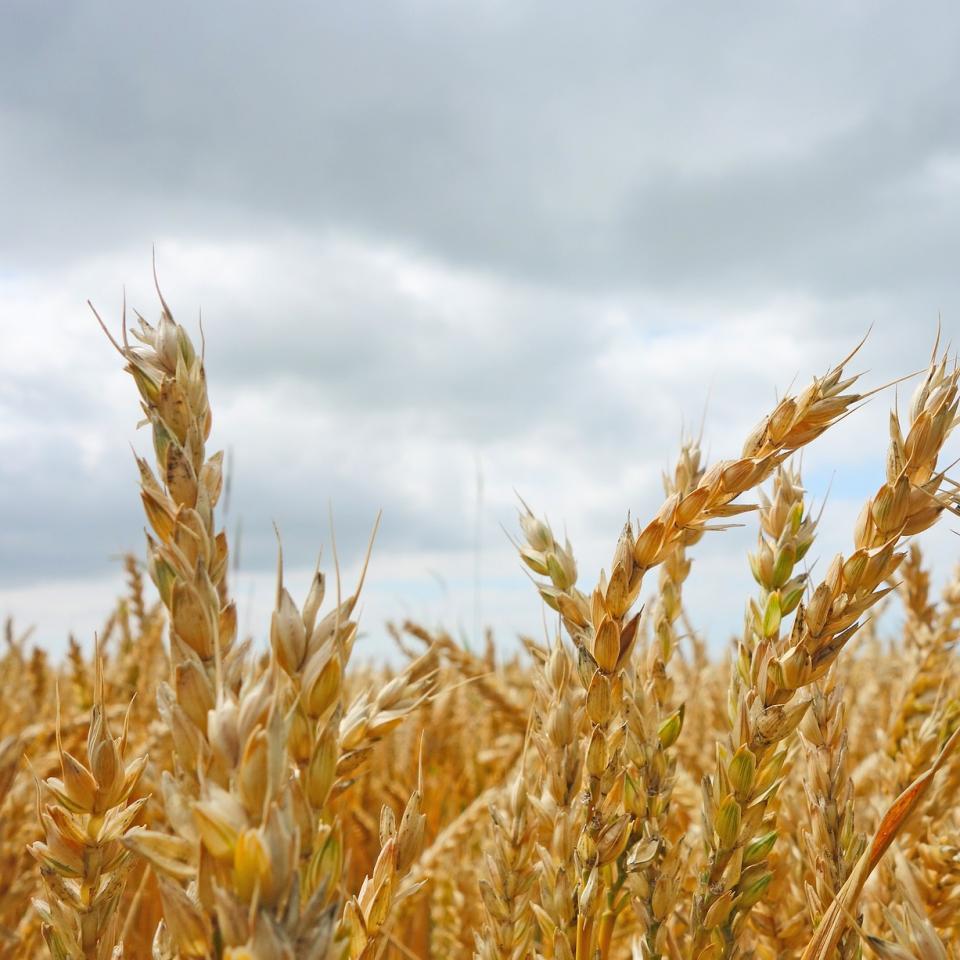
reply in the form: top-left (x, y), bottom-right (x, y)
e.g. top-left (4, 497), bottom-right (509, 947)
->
top-left (2, 1), bottom-right (959, 297)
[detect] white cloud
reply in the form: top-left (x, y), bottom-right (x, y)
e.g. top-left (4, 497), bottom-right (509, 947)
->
top-left (3, 231), bottom-right (958, 660)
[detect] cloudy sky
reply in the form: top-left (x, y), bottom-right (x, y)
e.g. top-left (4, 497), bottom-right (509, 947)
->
top-left (2, 2), bottom-right (959, 660)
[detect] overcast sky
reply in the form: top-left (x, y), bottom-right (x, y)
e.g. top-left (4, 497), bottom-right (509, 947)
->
top-left (2, 2), bottom-right (959, 660)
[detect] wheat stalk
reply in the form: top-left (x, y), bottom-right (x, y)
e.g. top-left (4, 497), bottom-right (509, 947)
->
top-left (29, 655), bottom-right (147, 959)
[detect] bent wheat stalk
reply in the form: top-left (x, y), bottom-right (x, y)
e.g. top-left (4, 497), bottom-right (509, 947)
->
top-left (520, 347), bottom-right (869, 960)
top-left (690, 347), bottom-right (959, 960)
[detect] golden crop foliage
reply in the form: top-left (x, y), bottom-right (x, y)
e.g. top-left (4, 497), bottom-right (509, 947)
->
top-left (1, 290), bottom-right (959, 960)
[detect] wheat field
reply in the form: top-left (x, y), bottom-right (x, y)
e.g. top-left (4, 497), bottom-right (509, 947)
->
top-left (2, 290), bottom-right (960, 960)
